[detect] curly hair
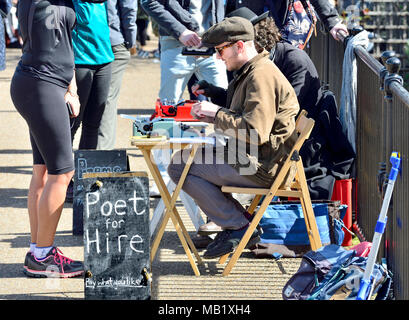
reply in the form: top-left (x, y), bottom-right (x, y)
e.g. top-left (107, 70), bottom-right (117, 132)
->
top-left (254, 17), bottom-right (282, 53)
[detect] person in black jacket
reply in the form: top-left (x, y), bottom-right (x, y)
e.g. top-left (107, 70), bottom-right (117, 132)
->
top-left (225, 0), bottom-right (348, 41)
top-left (252, 11), bottom-right (322, 113)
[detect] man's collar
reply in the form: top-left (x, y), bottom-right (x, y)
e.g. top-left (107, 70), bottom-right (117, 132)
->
top-left (234, 51), bottom-right (270, 79)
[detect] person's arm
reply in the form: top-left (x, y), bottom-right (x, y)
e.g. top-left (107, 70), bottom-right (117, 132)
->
top-left (191, 80), bottom-right (228, 107)
top-left (118, 0), bottom-right (137, 49)
top-left (329, 20), bottom-right (349, 41)
top-left (140, 0), bottom-right (200, 45)
top-left (214, 71), bottom-right (279, 145)
top-left (166, 0), bottom-right (200, 32)
top-left (310, 0), bottom-right (348, 40)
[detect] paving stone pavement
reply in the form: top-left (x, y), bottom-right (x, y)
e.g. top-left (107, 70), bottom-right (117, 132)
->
top-left (0, 42), bottom-right (302, 301)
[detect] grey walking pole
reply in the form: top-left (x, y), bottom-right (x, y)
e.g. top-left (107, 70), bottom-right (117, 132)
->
top-left (356, 151), bottom-right (401, 300)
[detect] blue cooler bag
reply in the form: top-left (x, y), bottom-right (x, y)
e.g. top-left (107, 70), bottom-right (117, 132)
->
top-left (259, 201), bottom-right (348, 246)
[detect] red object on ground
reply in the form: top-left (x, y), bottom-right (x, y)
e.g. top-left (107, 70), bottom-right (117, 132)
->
top-left (348, 241), bottom-right (372, 257)
top-left (151, 99), bottom-right (199, 122)
top-left (331, 179), bottom-right (353, 246)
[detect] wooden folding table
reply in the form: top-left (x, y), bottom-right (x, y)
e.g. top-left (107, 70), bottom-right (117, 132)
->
top-left (131, 137), bottom-right (213, 276)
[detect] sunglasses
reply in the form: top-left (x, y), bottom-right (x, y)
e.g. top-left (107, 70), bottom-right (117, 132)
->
top-left (215, 42), bottom-right (236, 55)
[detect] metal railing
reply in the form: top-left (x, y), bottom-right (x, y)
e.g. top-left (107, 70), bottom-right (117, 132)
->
top-left (306, 28), bottom-right (409, 299)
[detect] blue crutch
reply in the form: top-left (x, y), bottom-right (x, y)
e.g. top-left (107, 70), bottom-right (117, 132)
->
top-left (356, 151), bottom-right (401, 300)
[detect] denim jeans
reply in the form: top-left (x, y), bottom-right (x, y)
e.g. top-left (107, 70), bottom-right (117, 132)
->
top-left (159, 36), bottom-right (228, 102)
top-left (0, 15), bottom-right (5, 71)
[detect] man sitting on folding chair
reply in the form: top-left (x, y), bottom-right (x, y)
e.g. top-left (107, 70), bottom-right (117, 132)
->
top-left (167, 17), bottom-right (300, 259)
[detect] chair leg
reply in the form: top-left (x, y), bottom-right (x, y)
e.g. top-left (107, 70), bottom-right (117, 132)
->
top-left (222, 192), bottom-right (277, 276)
top-left (222, 160), bottom-right (294, 276)
top-left (296, 160), bottom-right (322, 250)
top-left (218, 253), bottom-right (229, 264)
top-left (247, 194), bottom-right (263, 214)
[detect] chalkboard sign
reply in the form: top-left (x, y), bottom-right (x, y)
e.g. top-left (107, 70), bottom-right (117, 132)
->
top-left (73, 149), bottom-right (129, 235)
top-left (82, 172), bottom-right (151, 300)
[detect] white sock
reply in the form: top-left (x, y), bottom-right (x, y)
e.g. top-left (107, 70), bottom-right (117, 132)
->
top-left (34, 246), bottom-right (53, 260)
top-left (29, 243), bottom-right (36, 253)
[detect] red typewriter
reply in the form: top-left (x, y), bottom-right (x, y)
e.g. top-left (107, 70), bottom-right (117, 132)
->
top-left (150, 99), bottom-right (199, 122)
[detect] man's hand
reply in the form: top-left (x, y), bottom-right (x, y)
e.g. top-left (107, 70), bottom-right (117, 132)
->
top-left (179, 29), bottom-right (201, 47)
top-left (191, 80), bottom-right (225, 100)
top-left (191, 82), bottom-right (206, 97)
top-left (330, 21), bottom-right (349, 41)
top-left (130, 46), bottom-right (137, 56)
top-left (191, 101), bottom-right (221, 119)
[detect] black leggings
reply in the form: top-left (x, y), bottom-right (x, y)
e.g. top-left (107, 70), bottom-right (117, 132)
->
top-left (10, 72), bottom-right (74, 175)
top-left (71, 62), bottom-right (112, 150)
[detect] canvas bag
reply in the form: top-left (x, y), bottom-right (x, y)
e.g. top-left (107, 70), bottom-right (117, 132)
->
top-left (251, 201), bottom-right (348, 259)
top-left (258, 201), bottom-right (347, 245)
top-left (281, 0), bottom-right (317, 50)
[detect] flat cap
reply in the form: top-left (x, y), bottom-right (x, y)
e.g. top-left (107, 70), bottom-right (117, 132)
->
top-left (201, 17), bottom-right (254, 47)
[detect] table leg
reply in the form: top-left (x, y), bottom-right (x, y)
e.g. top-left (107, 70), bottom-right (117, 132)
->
top-left (165, 145), bottom-right (203, 263)
top-left (141, 147), bottom-right (202, 276)
top-left (150, 180), bottom-right (204, 236)
top-left (149, 146), bottom-right (203, 263)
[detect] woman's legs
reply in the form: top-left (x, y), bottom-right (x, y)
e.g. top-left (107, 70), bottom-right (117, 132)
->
top-left (10, 73), bottom-right (82, 276)
top-left (35, 169), bottom-right (74, 247)
top-left (28, 165), bottom-right (73, 247)
top-left (27, 165), bottom-right (47, 244)
top-left (24, 167), bottom-right (83, 277)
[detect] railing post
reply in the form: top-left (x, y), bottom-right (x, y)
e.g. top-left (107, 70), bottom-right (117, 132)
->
top-left (377, 51), bottom-right (396, 197)
top-left (384, 57), bottom-right (403, 101)
top-left (382, 56), bottom-right (403, 267)
top-left (378, 55), bottom-right (403, 196)
top-left (380, 51), bottom-right (396, 91)
top-left (341, 24), bottom-right (363, 47)
top-left (350, 25), bottom-right (364, 36)
top-left (384, 57), bottom-right (403, 168)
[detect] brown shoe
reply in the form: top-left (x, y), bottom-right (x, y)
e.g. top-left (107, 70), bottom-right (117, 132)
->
top-left (198, 221), bottom-right (223, 236)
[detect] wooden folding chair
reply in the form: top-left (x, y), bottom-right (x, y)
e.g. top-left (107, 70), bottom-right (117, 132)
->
top-left (219, 110), bottom-right (323, 276)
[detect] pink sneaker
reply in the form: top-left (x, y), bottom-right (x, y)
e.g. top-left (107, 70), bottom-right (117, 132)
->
top-left (24, 247), bottom-right (84, 278)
